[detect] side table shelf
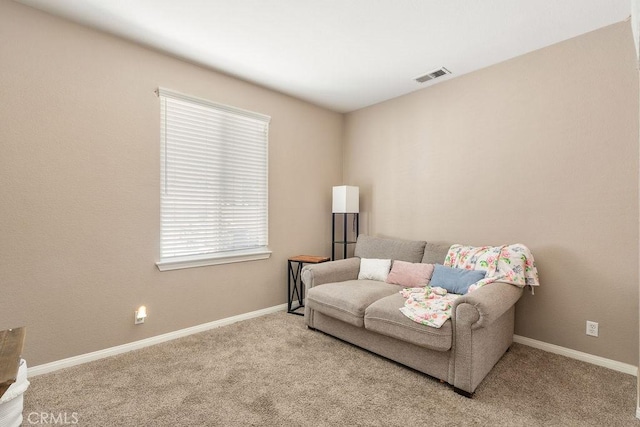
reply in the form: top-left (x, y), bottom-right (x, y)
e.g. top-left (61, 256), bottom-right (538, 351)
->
top-left (287, 255), bottom-right (330, 316)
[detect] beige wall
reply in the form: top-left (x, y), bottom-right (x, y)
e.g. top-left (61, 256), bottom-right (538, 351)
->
top-left (344, 22), bottom-right (640, 365)
top-left (2, 0), bottom-right (638, 369)
top-left (0, 1), bottom-right (343, 365)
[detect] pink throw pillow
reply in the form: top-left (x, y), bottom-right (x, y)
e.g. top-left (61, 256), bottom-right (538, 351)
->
top-left (386, 261), bottom-right (435, 287)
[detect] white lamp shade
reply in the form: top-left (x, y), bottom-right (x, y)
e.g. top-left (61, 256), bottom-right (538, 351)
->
top-left (332, 186), bottom-right (359, 213)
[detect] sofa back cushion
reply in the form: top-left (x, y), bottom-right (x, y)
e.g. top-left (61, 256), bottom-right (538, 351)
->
top-left (421, 242), bottom-right (450, 264)
top-left (354, 235), bottom-right (426, 263)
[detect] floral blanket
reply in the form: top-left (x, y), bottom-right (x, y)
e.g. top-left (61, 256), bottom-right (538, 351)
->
top-left (399, 244), bottom-right (540, 328)
top-left (399, 286), bottom-right (459, 328)
top-left (444, 243), bottom-right (540, 292)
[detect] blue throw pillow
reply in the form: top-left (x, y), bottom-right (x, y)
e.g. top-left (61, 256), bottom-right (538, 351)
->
top-left (430, 264), bottom-right (486, 294)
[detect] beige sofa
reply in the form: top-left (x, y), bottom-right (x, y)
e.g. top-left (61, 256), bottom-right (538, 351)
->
top-left (302, 235), bottom-right (523, 396)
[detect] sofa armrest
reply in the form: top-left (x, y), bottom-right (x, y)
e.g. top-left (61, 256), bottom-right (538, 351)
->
top-left (301, 258), bottom-right (360, 289)
top-left (452, 282), bottom-right (523, 329)
top-left (451, 282), bottom-right (524, 394)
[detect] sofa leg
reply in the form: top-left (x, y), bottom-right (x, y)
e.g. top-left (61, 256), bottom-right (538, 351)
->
top-left (454, 387), bottom-right (474, 399)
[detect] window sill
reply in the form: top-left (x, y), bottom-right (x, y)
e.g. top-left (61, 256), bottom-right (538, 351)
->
top-left (156, 248), bottom-right (272, 271)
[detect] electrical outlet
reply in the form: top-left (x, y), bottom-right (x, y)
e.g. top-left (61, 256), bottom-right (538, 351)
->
top-left (586, 321), bottom-right (598, 337)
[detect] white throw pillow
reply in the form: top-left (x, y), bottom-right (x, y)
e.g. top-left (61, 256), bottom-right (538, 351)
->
top-left (358, 258), bottom-right (392, 282)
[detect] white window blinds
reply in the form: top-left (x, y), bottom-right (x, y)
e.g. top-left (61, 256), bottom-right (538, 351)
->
top-left (157, 88), bottom-right (270, 269)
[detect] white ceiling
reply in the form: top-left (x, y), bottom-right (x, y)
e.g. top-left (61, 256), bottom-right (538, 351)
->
top-left (15, 0), bottom-right (631, 112)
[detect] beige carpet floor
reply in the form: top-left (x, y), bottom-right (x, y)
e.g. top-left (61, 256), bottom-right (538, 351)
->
top-left (24, 311), bottom-right (639, 426)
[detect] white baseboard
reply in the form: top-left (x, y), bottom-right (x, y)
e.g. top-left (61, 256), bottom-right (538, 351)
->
top-left (28, 312), bottom-right (638, 379)
top-left (28, 303), bottom-right (288, 377)
top-left (513, 335), bottom-right (638, 376)
top-left (636, 406), bottom-right (640, 420)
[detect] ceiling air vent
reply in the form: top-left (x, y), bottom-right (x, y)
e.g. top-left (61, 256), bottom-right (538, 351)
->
top-left (415, 67), bottom-right (451, 83)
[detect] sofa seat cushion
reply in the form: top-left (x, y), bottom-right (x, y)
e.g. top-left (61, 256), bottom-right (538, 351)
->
top-left (306, 280), bottom-right (400, 327)
top-left (364, 293), bottom-right (452, 351)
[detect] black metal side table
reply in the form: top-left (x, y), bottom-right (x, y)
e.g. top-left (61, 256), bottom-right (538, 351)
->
top-left (287, 255), bottom-right (330, 315)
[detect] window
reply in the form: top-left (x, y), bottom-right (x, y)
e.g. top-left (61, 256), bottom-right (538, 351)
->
top-left (156, 88), bottom-right (271, 271)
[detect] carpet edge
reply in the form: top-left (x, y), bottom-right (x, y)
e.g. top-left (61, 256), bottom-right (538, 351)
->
top-left (27, 303), bottom-right (288, 377)
top-left (514, 334), bottom-right (638, 376)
